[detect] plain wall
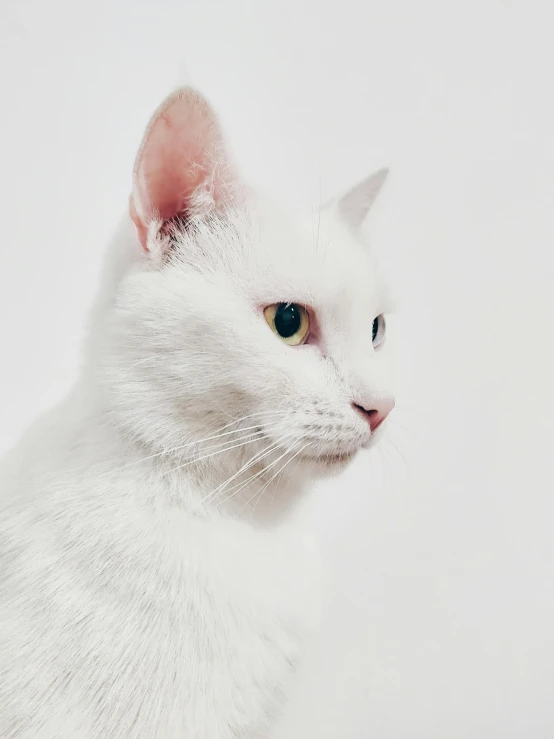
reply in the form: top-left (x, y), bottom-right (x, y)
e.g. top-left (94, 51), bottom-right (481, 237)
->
top-left (1, 1), bottom-right (553, 737)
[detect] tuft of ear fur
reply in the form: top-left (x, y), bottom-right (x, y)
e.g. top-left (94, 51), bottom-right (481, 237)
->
top-left (130, 87), bottom-right (239, 251)
top-left (336, 168), bottom-right (389, 230)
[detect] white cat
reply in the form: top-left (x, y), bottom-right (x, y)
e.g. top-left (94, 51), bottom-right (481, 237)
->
top-left (0, 87), bottom-right (395, 738)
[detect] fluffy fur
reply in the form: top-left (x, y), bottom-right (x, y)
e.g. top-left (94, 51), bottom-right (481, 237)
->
top-left (0, 87), bottom-right (394, 738)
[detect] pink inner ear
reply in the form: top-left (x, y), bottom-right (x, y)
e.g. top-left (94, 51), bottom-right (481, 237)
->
top-left (131, 88), bottom-right (232, 248)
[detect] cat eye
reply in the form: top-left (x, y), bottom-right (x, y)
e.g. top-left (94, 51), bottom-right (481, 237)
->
top-left (372, 315), bottom-right (386, 348)
top-left (264, 303), bottom-right (310, 346)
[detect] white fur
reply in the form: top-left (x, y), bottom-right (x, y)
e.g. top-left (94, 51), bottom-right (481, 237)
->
top-left (0, 89), bottom-right (393, 738)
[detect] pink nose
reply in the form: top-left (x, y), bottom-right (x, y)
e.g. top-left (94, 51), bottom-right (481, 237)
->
top-left (353, 398), bottom-right (395, 432)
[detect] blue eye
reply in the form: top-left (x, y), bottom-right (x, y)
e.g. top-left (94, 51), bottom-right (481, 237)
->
top-left (372, 315), bottom-right (386, 347)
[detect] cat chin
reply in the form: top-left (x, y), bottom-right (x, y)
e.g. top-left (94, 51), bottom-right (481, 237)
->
top-left (295, 450), bottom-right (358, 478)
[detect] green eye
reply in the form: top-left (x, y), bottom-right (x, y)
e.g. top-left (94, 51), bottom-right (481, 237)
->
top-left (264, 303), bottom-right (310, 346)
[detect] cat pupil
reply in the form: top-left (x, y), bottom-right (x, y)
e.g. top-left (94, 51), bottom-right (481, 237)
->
top-left (274, 304), bottom-right (301, 338)
top-left (372, 317), bottom-right (379, 342)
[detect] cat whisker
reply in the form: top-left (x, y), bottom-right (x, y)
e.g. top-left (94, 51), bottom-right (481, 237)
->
top-left (382, 436), bottom-right (410, 478)
top-left (215, 437), bottom-right (302, 508)
top-left (244, 444), bottom-right (300, 514)
top-left (388, 438), bottom-right (409, 470)
top-left (244, 442), bottom-right (308, 517)
top-left (267, 436), bottom-right (306, 516)
top-left (40, 411), bottom-right (289, 486)
top-left (160, 429), bottom-right (283, 479)
top-left (32, 427), bottom-right (274, 500)
top-left (206, 431), bottom-right (300, 507)
top-left (388, 418), bottom-right (416, 436)
top-left (209, 449), bottom-right (283, 507)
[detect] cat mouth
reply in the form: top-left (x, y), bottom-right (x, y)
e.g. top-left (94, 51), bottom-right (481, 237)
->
top-left (300, 449), bottom-right (357, 466)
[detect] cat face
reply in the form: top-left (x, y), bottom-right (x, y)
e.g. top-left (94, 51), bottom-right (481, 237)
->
top-left (97, 88), bottom-right (394, 479)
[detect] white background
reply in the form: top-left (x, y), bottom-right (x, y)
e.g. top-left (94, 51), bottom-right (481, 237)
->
top-left (1, 1), bottom-right (553, 736)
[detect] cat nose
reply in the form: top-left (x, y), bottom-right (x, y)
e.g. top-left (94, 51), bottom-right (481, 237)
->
top-left (353, 397), bottom-right (395, 432)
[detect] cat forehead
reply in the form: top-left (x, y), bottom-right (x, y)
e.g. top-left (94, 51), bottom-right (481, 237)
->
top-left (250, 206), bottom-right (381, 307)
top-left (167, 204), bottom-right (383, 314)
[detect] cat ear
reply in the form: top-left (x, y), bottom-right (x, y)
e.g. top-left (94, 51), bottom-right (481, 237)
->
top-left (130, 87), bottom-right (238, 251)
top-left (336, 168), bottom-right (389, 230)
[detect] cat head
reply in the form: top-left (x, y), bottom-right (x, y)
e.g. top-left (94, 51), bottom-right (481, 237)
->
top-left (95, 88), bottom-right (394, 490)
